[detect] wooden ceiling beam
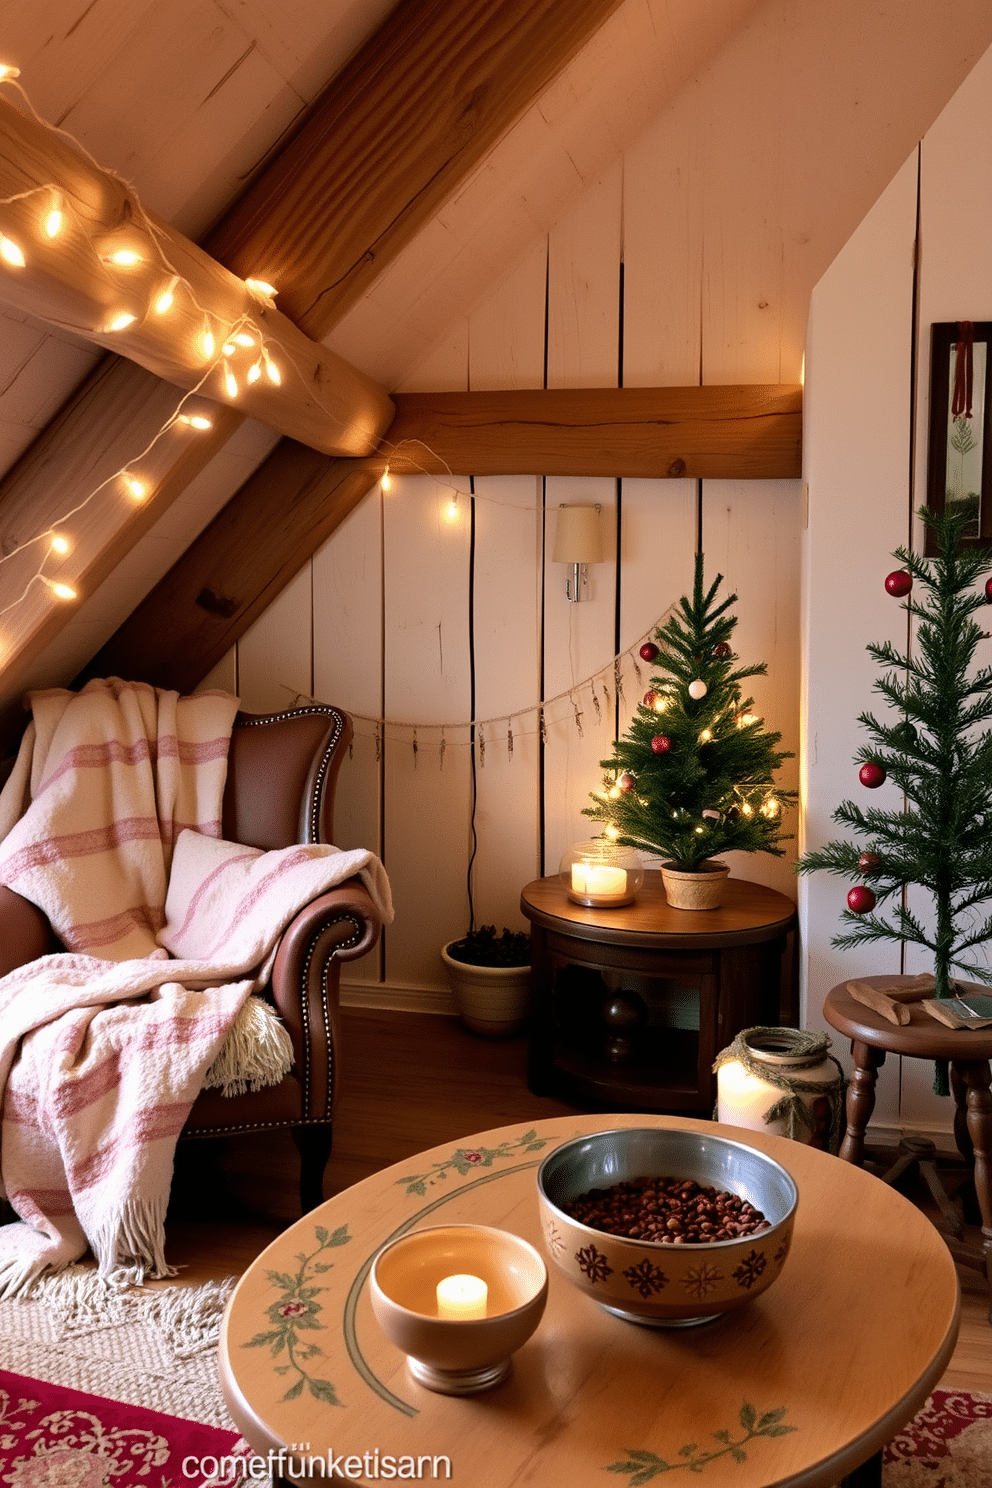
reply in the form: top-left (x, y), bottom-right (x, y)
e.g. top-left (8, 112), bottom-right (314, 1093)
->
top-left (82, 384), bottom-right (803, 693)
top-left (385, 385), bottom-right (803, 480)
top-left (0, 97), bottom-right (392, 456)
top-left (0, 0), bottom-right (626, 720)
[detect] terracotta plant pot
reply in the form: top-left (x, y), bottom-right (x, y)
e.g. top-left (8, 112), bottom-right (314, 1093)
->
top-left (660, 859), bottom-right (730, 910)
top-left (441, 944), bottom-right (531, 1037)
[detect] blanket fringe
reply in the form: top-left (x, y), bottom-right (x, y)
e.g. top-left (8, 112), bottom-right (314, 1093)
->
top-left (22, 1263), bottom-right (238, 1357)
top-left (202, 993), bottom-right (294, 1096)
top-left (90, 1192), bottom-right (174, 1285)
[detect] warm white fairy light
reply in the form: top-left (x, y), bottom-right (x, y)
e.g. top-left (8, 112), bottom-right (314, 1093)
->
top-left (223, 366), bottom-right (238, 398)
top-left (0, 235), bottom-right (25, 267)
top-left (445, 494), bottom-right (459, 521)
top-left (45, 578), bottom-right (77, 601)
top-left (123, 475), bottom-right (147, 500)
top-left (245, 277), bottom-right (277, 303)
top-left (699, 728), bottom-right (712, 742)
top-left (178, 413), bottom-right (212, 429)
top-left (154, 276), bottom-right (179, 315)
top-left (201, 327), bottom-right (215, 358)
top-left (50, 534), bottom-right (71, 555)
top-left (233, 331), bottom-right (254, 347)
top-left (604, 825), bottom-right (619, 840)
top-left (44, 198), bottom-right (63, 238)
top-left (222, 340), bottom-right (237, 356)
top-left (105, 248), bottom-right (143, 267)
top-left (246, 362), bottom-right (261, 384)
top-left (105, 312), bottom-right (137, 332)
top-left (0, 64), bottom-right (21, 81)
top-left (381, 469), bottom-right (392, 492)
top-left (265, 354), bottom-right (281, 385)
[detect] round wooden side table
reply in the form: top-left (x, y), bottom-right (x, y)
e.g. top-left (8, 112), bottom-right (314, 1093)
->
top-left (521, 871), bottom-right (797, 1113)
top-left (824, 974), bottom-right (992, 1319)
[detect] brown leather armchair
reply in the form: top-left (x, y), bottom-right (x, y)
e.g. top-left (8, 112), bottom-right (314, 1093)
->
top-left (0, 702), bottom-right (382, 1212)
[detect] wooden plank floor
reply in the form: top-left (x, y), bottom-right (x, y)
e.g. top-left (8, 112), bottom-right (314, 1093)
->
top-left (166, 1008), bottom-right (990, 1394)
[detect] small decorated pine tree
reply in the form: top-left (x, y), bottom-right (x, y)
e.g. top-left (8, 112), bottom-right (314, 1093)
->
top-left (797, 507), bottom-right (992, 1007)
top-left (584, 554), bottom-right (795, 869)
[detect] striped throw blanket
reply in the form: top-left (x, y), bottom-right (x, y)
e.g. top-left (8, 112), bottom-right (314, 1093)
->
top-left (0, 679), bottom-right (392, 1296)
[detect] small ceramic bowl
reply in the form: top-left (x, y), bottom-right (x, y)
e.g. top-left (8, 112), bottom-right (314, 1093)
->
top-left (537, 1127), bottom-right (797, 1327)
top-left (370, 1223), bottom-right (548, 1393)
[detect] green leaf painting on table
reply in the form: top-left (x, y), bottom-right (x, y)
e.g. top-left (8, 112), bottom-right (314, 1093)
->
top-left (606, 1403), bottom-right (796, 1483)
top-left (395, 1130), bottom-right (548, 1197)
top-left (242, 1223), bottom-right (351, 1405)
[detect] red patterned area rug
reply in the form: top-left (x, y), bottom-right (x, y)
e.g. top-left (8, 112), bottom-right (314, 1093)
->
top-left (883, 1390), bottom-right (992, 1486)
top-left (0, 1369), bottom-right (249, 1488)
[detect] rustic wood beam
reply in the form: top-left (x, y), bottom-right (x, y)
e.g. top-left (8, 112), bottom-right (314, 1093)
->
top-left (0, 0), bottom-right (625, 723)
top-left (80, 445), bottom-right (383, 696)
top-left (205, 0), bottom-right (629, 331)
top-left (0, 98), bottom-right (392, 456)
top-left (385, 385), bottom-right (803, 480)
top-left (82, 384), bottom-right (802, 694)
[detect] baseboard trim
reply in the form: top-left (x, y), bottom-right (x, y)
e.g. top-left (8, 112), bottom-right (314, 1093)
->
top-left (867, 1117), bottom-right (955, 1146)
top-left (340, 979), bottom-right (456, 1016)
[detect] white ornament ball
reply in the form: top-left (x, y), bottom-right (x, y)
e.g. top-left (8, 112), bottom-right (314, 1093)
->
top-left (688, 678), bottom-right (708, 700)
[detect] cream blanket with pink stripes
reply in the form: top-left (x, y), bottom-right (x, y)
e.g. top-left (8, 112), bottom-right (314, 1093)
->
top-left (0, 679), bottom-right (391, 1295)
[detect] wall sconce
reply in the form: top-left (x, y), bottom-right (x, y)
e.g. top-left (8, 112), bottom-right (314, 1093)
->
top-left (553, 504), bottom-right (603, 601)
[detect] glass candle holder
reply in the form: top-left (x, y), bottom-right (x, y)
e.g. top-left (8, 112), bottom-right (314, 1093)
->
top-left (560, 841), bottom-right (643, 908)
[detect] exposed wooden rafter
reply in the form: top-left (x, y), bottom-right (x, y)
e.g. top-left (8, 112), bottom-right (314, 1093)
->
top-left (385, 386), bottom-right (802, 480)
top-left (0, 97), bottom-right (393, 456)
top-left (0, 0), bottom-right (626, 733)
top-left (84, 383), bottom-right (803, 692)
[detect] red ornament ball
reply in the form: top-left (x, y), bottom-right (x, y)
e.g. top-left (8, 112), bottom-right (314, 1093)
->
top-left (639, 642), bottom-right (660, 662)
top-left (618, 772), bottom-right (637, 792)
top-left (859, 762), bottom-right (886, 789)
top-left (857, 852), bottom-right (881, 875)
top-left (650, 734), bottom-right (671, 755)
top-left (643, 690), bottom-right (661, 709)
top-left (985, 577), bottom-right (992, 604)
top-left (712, 641), bottom-right (732, 657)
top-left (884, 570), bottom-right (913, 597)
top-left (847, 885), bottom-right (877, 914)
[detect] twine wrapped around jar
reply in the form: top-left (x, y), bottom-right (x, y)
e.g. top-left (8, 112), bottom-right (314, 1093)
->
top-left (713, 1027), bottom-right (847, 1154)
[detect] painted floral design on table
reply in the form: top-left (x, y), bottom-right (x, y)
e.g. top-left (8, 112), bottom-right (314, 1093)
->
top-left (395, 1129), bottom-right (547, 1196)
top-left (607, 1402), bottom-right (796, 1482)
top-left (243, 1223), bottom-right (351, 1405)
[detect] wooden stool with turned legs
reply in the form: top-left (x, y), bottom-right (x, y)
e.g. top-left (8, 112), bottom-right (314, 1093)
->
top-left (824, 975), bottom-right (992, 1323)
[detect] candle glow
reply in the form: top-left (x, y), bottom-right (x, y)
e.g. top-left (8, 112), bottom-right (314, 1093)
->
top-left (436, 1273), bottom-right (487, 1321)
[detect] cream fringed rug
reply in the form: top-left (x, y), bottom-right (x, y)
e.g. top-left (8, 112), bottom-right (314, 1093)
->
top-left (0, 1265), bottom-right (239, 1429)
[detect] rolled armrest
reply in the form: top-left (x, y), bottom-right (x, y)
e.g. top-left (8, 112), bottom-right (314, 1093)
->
top-left (266, 877), bottom-right (382, 1119)
top-left (0, 887), bottom-right (60, 977)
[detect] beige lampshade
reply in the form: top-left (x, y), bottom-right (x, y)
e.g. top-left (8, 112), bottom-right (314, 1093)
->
top-left (552, 504), bottom-right (603, 564)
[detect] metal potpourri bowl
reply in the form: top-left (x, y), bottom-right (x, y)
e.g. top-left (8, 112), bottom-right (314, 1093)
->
top-left (537, 1127), bottom-right (798, 1326)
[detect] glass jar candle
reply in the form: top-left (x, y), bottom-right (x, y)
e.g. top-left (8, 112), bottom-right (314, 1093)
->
top-left (715, 1027), bottom-right (844, 1152)
top-left (560, 841), bottom-right (643, 908)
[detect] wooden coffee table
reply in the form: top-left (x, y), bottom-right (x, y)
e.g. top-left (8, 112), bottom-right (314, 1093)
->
top-left (219, 1113), bottom-right (959, 1488)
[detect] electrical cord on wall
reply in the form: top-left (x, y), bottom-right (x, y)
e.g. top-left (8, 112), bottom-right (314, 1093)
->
top-left (465, 479), bottom-right (478, 931)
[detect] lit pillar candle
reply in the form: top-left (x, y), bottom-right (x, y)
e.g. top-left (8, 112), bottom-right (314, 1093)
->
top-left (436, 1273), bottom-right (488, 1320)
top-left (571, 864), bottom-right (627, 898)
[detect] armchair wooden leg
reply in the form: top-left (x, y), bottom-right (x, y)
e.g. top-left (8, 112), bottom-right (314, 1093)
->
top-left (291, 1124), bottom-right (334, 1213)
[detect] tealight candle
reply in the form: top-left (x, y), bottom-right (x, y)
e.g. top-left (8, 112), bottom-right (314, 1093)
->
top-left (571, 863), bottom-right (627, 898)
top-left (436, 1273), bottom-right (488, 1320)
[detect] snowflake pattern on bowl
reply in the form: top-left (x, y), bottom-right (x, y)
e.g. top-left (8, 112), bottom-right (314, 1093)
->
top-left (682, 1260), bottom-right (724, 1299)
top-left (732, 1249), bottom-right (767, 1289)
top-left (774, 1236), bottom-right (791, 1266)
top-left (544, 1219), bottom-right (567, 1259)
top-left (622, 1259), bottom-right (669, 1298)
top-left (575, 1244), bottom-right (613, 1284)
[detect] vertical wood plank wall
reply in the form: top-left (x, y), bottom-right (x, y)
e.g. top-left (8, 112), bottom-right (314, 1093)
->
top-left (225, 138), bottom-right (803, 1010)
top-left (802, 47), bottom-right (992, 1139)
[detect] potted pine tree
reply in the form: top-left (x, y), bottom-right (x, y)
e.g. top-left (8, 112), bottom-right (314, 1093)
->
top-left (441, 925), bottom-right (532, 1037)
top-left (584, 554), bottom-right (796, 908)
top-left (797, 506), bottom-right (992, 1088)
